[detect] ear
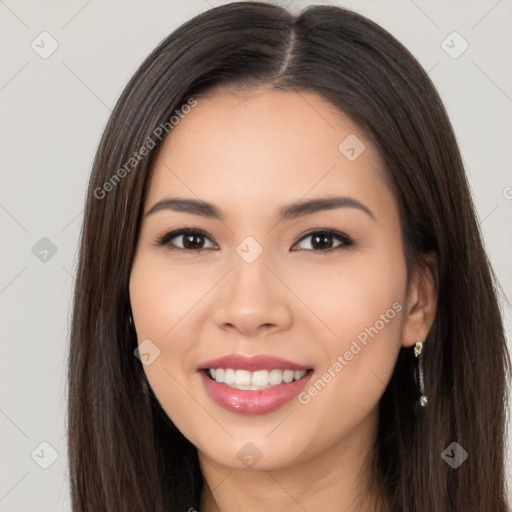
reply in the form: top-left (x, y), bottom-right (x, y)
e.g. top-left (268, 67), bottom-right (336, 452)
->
top-left (401, 252), bottom-right (438, 348)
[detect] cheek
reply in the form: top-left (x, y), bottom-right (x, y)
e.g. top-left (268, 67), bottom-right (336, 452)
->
top-left (294, 252), bottom-right (406, 402)
top-left (129, 257), bottom-right (198, 385)
top-left (129, 258), bottom-right (207, 435)
top-left (296, 254), bottom-right (406, 420)
top-left (292, 251), bottom-right (406, 340)
top-left (129, 256), bottom-right (208, 341)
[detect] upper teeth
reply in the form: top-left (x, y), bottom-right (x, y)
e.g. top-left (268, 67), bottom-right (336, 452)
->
top-left (208, 368), bottom-right (308, 390)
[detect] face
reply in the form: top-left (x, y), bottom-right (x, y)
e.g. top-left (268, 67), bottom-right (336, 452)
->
top-left (129, 86), bottom-right (412, 471)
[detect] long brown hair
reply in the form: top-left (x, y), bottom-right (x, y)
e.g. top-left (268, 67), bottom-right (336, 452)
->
top-left (66, 2), bottom-right (511, 510)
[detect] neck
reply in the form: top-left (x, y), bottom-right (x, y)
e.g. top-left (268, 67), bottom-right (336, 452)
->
top-left (198, 407), bottom-right (391, 512)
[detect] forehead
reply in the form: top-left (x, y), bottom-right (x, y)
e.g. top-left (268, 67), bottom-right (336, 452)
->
top-left (145, 87), bottom-right (393, 221)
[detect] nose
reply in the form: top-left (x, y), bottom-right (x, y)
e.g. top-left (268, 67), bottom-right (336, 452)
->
top-left (212, 251), bottom-right (293, 337)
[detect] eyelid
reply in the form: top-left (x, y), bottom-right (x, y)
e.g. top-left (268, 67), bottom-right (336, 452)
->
top-left (293, 228), bottom-right (353, 251)
top-left (154, 228), bottom-right (217, 249)
top-left (153, 227), bottom-right (354, 252)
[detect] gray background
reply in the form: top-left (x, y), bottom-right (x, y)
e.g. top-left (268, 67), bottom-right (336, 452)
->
top-left (1, 0), bottom-right (511, 510)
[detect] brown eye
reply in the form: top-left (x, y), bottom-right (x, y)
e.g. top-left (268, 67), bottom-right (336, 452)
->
top-left (292, 229), bottom-right (353, 252)
top-left (155, 229), bottom-right (216, 251)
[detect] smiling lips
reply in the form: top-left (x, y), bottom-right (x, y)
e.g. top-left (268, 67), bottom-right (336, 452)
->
top-left (198, 354), bottom-right (314, 415)
top-left (207, 367), bottom-right (308, 389)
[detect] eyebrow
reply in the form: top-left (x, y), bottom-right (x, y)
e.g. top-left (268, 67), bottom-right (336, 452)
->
top-left (146, 196), bottom-right (375, 221)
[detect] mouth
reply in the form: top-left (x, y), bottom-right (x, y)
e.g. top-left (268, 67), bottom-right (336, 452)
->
top-left (197, 354), bottom-right (314, 415)
top-left (203, 368), bottom-right (313, 391)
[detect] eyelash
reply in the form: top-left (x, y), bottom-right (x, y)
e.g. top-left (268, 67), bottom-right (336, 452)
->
top-left (153, 228), bottom-right (354, 253)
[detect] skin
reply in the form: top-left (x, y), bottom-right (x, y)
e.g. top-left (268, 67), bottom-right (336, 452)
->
top-left (129, 85), bottom-right (437, 512)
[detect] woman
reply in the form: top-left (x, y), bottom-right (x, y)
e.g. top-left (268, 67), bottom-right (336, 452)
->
top-left (67, 2), bottom-right (511, 511)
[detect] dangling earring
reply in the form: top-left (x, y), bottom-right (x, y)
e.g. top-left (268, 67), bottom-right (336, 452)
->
top-left (129, 312), bottom-right (134, 326)
top-left (414, 339), bottom-right (428, 407)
